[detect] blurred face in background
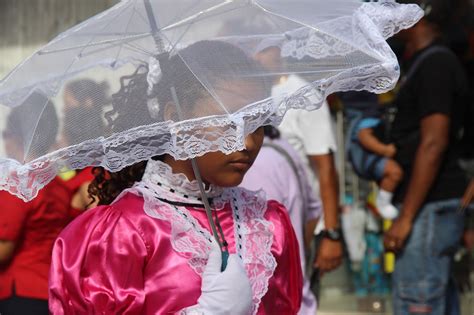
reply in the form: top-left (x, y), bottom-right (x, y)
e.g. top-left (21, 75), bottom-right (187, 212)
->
top-left (3, 131), bottom-right (23, 161)
top-left (255, 46), bottom-right (282, 74)
top-left (62, 87), bottom-right (105, 146)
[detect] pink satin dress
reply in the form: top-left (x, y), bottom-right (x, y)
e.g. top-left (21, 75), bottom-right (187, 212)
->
top-left (49, 160), bottom-right (302, 314)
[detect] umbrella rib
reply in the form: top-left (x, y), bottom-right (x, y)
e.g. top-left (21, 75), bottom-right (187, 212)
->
top-left (166, 0), bottom-right (203, 34)
top-left (160, 0), bottom-right (234, 31)
top-left (133, 6), bottom-right (151, 25)
top-left (21, 100), bottom-right (49, 164)
top-left (125, 42), bottom-right (155, 56)
top-left (76, 37), bottom-right (154, 60)
top-left (162, 2), bottom-right (250, 116)
top-left (173, 50), bottom-right (231, 116)
top-left (154, 1), bottom-right (258, 116)
top-left (252, 2), bottom-right (383, 63)
top-left (24, 2), bottom-right (134, 159)
top-left (110, 1), bottom-right (140, 66)
top-left (37, 33), bottom-right (151, 55)
top-left (167, 10), bottom-right (197, 55)
top-left (36, 1), bottom-right (242, 57)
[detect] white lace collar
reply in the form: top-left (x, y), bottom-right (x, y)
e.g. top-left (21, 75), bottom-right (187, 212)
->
top-left (141, 159), bottom-right (224, 204)
top-left (128, 183), bottom-right (276, 315)
top-left (131, 160), bottom-right (276, 314)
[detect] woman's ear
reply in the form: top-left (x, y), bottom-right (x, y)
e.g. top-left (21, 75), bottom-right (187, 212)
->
top-left (163, 102), bottom-right (178, 121)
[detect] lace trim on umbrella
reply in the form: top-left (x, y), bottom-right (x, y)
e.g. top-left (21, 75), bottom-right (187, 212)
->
top-left (359, 1), bottom-right (424, 40)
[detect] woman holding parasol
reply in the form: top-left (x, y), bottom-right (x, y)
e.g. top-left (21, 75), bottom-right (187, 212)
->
top-left (0, 0), bottom-right (423, 314)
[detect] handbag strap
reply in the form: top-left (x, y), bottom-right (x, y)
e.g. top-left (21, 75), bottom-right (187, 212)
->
top-left (399, 45), bottom-right (453, 89)
top-left (263, 142), bottom-right (308, 215)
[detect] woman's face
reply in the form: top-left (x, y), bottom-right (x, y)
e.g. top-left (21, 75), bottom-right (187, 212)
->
top-left (196, 126), bottom-right (264, 187)
top-left (164, 79), bottom-right (267, 187)
top-left (195, 80), bottom-right (266, 186)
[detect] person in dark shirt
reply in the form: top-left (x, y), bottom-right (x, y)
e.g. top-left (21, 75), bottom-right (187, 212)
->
top-left (384, 1), bottom-right (470, 314)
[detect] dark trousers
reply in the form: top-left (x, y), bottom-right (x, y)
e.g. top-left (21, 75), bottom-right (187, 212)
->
top-left (0, 292), bottom-right (48, 315)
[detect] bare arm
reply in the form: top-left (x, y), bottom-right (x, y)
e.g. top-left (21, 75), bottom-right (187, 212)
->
top-left (309, 153), bottom-right (339, 229)
top-left (71, 182), bottom-right (97, 210)
top-left (358, 128), bottom-right (393, 157)
top-left (0, 240), bottom-right (15, 264)
top-left (309, 153), bottom-right (343, 272)
top-left (384, 113), bottom-right (450, 251)
top-left (398, 113), bottom-right (450, 222)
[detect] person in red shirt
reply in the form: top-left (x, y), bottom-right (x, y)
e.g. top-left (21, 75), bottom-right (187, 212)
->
top-left (0, 93), bottom-right (72, 315)
top-left (57, 79), bottom-right (110, 215)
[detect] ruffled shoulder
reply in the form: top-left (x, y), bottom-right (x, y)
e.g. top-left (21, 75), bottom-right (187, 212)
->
top-left (49, 194), bottom-right (150, 314)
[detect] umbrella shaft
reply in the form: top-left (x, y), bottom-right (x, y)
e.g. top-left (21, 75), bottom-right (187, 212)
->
top-left (143, 0), bottom-right (164, 51)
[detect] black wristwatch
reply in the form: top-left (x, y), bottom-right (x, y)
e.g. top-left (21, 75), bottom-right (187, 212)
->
top-left (320, 228), bottom-right (342, 241)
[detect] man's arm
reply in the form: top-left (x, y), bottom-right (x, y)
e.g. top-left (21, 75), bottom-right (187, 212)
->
top-left (309, 153), bottom-right (343, 272)
top-left (384, 113), bottom-right (450, 250)
top-left (0, 240), bottom-right (15, 264)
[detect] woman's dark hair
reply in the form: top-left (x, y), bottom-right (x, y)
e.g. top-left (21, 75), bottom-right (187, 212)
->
top-left (89, 40), bottom-right (269, 205)
top-left (263, 125), bottom-right (280, 140)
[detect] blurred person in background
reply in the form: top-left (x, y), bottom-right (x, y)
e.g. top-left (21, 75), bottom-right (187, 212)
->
top-left (344, 91), bottom-right (402, 220)
top-left (59, 79), bottom-right (110, 214)
top-left (0, 93), bottom-right (72, 315)
top-left (383, 1), bottom-right (471, 314)
top-left (255, 47), bottom-right (343, 277)
top-left (241, 125), bottom-right (322, 315)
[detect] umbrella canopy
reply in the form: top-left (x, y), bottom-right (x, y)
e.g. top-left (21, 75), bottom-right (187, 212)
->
top-left (0, 0), bottom-right (423, 200)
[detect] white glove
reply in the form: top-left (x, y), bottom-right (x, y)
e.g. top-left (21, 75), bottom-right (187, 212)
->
top-left (180, 242), bottom-right (253, 315)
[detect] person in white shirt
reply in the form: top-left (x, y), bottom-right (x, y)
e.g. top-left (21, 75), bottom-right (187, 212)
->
top-left (256, 47), bottom-right (344, 275)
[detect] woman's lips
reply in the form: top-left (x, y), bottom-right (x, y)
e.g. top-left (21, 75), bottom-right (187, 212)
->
top-left (228, 159), bottom-right (252, 171)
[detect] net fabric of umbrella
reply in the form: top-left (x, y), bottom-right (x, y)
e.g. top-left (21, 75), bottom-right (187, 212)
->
top-left (0, 0), bottom-right (423, 201)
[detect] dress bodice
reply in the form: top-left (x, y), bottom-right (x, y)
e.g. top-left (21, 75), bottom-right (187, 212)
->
top-left (49, 160), bottom-right (302, 314)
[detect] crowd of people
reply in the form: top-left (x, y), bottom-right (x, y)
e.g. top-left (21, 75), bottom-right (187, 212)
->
top-left (0, 0), bottom-right (473, 314)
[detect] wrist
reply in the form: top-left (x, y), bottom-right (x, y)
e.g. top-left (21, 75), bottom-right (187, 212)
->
top-left (398, 211), bottom-right (415, 224)
top-left (320, 227), bottom-right (342, 241)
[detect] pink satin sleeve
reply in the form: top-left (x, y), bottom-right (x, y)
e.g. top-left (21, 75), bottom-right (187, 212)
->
top-left (49, 205), bottom-right (149, 315)
top-left (260, 200), bottom-right (303, 314)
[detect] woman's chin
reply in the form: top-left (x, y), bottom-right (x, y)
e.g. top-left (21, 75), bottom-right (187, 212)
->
top-left (213, 172), bottom-right (246, 188)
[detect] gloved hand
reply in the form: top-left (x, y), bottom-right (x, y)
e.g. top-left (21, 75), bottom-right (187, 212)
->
top-left (181, 242), bottom-right (253, 315)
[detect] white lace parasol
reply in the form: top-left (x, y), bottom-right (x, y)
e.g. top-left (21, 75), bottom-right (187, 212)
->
top-left (0, 0), bottom-right (423, 201)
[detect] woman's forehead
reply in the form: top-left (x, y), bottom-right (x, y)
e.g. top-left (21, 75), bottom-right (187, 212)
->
top-left (193, 79), bottom-right (268, 116)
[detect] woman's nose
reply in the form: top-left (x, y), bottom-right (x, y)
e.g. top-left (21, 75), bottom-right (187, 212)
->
top-left (244, 134), bottom-right (256, 151)
top-left (244, 129), bottom-right (263, 152)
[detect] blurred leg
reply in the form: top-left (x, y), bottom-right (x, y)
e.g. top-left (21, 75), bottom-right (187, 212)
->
top-left (379, 159), bottom-right (403, 192)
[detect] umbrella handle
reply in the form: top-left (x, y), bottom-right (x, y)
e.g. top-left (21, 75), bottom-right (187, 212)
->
top-left (190, 158), bottom-right (230, 272)
top-left (221, 250), bottom-right (229, 271)
top-left (170, 87), bottom-right (228, 265)
top-left (190, 158), bottom-right (224, 246)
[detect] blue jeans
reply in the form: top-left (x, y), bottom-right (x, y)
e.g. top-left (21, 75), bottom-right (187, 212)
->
top-left (392, 199), bottom-right (465, 315)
